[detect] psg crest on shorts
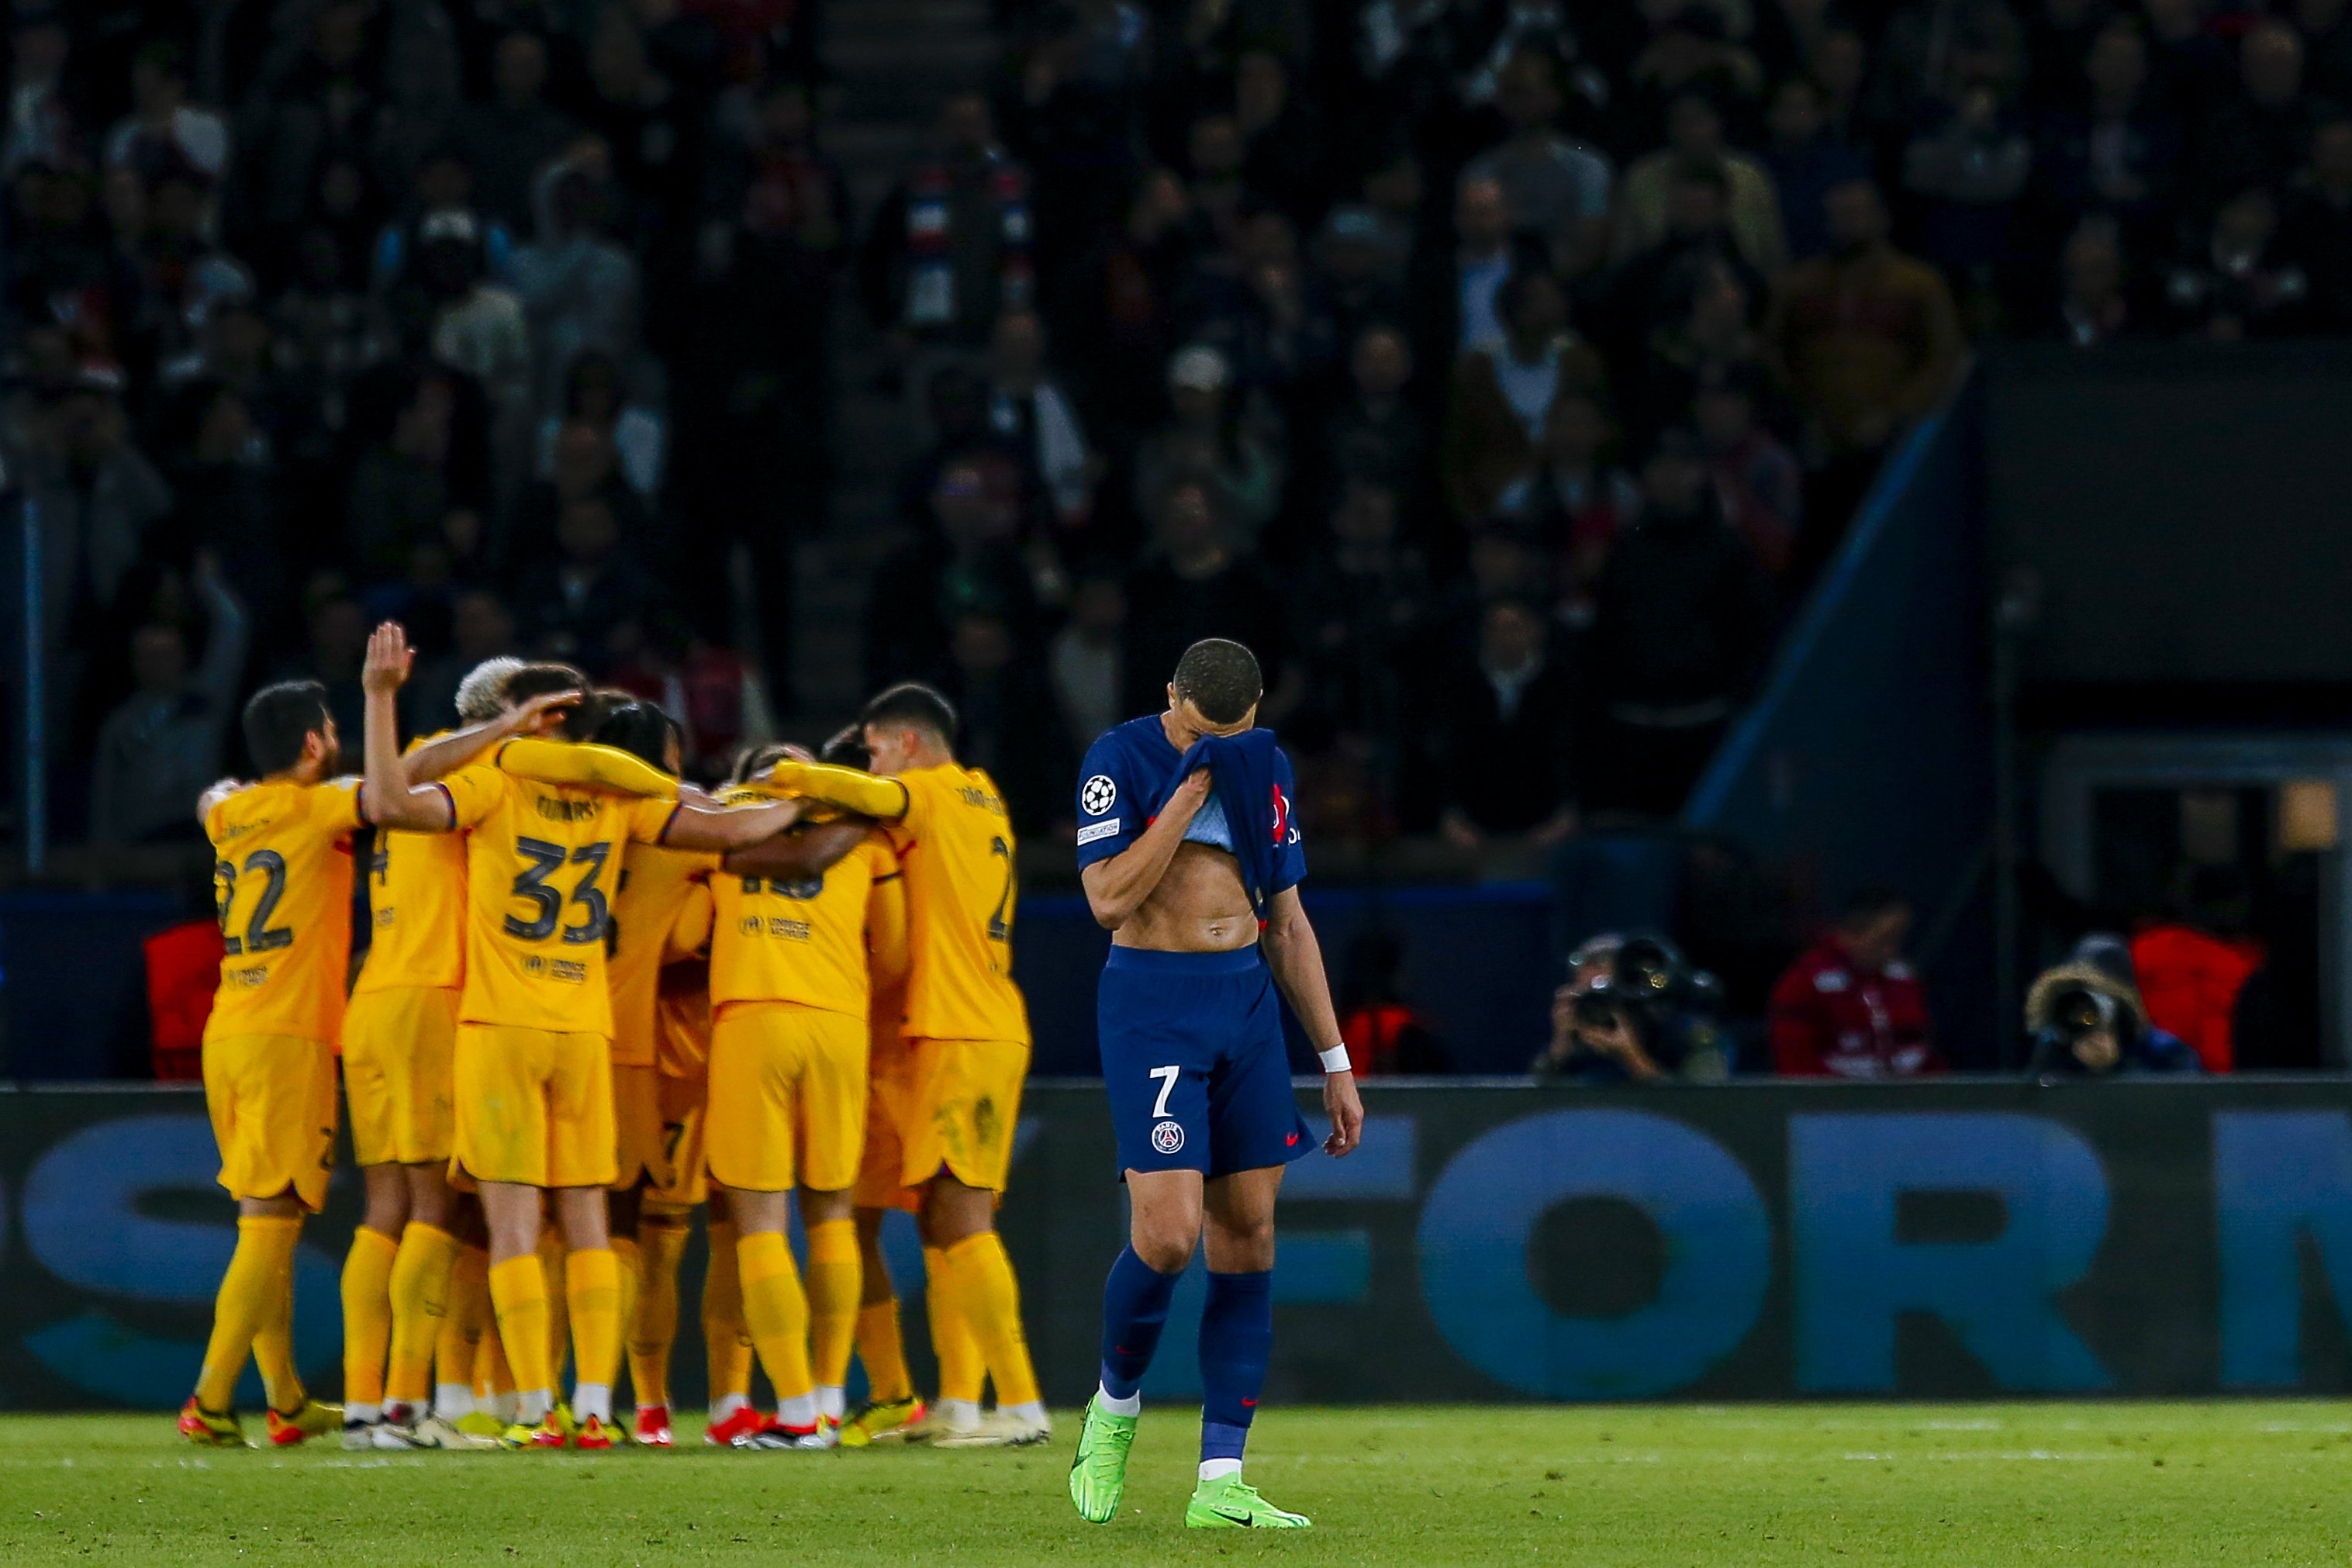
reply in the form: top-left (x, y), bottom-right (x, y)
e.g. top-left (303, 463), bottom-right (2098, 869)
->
top-left (1082, 775), bottom-right (1117, 816)
top-left (1151, 1118), bottom-right (1185, 1155)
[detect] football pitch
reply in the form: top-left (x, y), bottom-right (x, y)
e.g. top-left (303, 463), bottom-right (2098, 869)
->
top-left (3, 1403), bottom-right (2349, 1566)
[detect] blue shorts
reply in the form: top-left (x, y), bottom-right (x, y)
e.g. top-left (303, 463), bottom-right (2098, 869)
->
top-left (1097, 946), bottom-right (1314, 1179)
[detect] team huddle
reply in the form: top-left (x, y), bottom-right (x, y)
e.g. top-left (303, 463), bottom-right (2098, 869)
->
top-left (185, 623), bottom-right (1363, 1528)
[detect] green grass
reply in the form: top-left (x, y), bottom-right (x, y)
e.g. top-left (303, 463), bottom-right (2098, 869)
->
top-left (3, 1404), bottom-right (2351, 1566)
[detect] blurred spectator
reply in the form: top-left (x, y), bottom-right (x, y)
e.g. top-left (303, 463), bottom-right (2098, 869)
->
top-left (1119, 477), bottom-right (1295, 717)
top-left (1501, 392), bottom-right (1642, 602)
top-left (1694, 363), bottom-right (1800, 576)
top-left (512, 154), bottom-right (641, 428)
top-left (1583, 427), bottom-right (1773, 814)
top-left (1440, 268), bottom-right (1604, 525)
top-left (2301, 0), bottom-right (2352, 102)
top-left (1133, 344), bottom-right (1283, 542)
top-left (2130, 868), bottom-right (2266, 1072)
top-left (2034, 20), bottom-right (2180, 249)
top-left (1050, 166), bottom-right (1201, 446)
top-left (986, 306), bottom-right (1097, 533)
top-left (1769, 886), bottom-right (1942, 1076)
top-left (107, 42), bottom-right (231, 186)
top-left (1463, 50), bottom-right (1615, 278)
top-left (1438, 173), bottom-right (1521, 357)
top-left (281, 584), bottom-right (372, 744)
top-left (537, 350), bottom-right (661, 497)
top-left (1338, 930), bottom-right (1451, 1075)
top-left (2045, 216), bottom-right (2147, 344)
top-left (1309, 206), bottom-right (1411, 363)
top-left (1428, 597), bottom-right (1579, 847)
top-left (1901, 80), bottom-right (2035, 321)
top-left (2164, 185), bottom-right (2313, 339)
top-left (1533, 934), bottom-right (1732, 1083)
top-left (163, 378), bottom-right (291, 649)
top-left (1050, 572), bottom-right (1128, 742)
top-left (867, 452), bottom-right (1042, 693)
top-left (1763, 76), bottom-right (1870, 264)
top-left (2026, 934), bottom-right (2204, 1078)
top-left (24, 368), bottom-right (174, 707)
top-left (1318, 323), bottom-right (1428, 518)
top-left (1612, 93), bottom-right (1789, 277)
top-left (939, 610), bottom-right (1072, 834)
top-left (1766, 178), bottom-right (1963, 559)
top-left (1290, 476), bottom-right (1433, 762)
top-left (458, 31), bottom-right (582, 233)
top-left (90, 559), bottom-right (248, 845)
top-left (347, 369), bottom-right (460, 583)
top-left (2281, 113), bottom-right (2352, 332)
top-left (2195, 22), bottom-right (2316, 209)
top-left (862, 93), bottom-right (1033, 357)
top-left (3, 14), bottom-right (75, 177)
top-left (513, 493), bottom-right (658, 673)
top-left (404, 587), bottom-right (521, 733)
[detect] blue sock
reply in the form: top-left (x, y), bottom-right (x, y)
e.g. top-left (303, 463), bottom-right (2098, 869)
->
top-left (1098, 1247), bottom-right (1182, 1400)
top-left (1198, 1269), bottom-right (1273, 1465)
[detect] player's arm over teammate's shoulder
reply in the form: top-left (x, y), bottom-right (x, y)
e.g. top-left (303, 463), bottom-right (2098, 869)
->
top-left (495, 736), bottom-right (680, 799)
top-left (765, 759), bottom-right (911, 820)
top-left (724, 816), bottom-right (874, 881)
top-left (397, 689), bottom-right (586, 784)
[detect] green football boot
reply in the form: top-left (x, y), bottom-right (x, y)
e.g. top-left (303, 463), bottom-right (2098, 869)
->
top-left (1185, 1473), bottom-right (1312, 1529)
top-left (1067, 1396), bottom-right (1139, 1523)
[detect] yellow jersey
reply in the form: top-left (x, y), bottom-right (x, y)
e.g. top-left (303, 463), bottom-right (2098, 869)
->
top-left (707, 793), bottom-right (899, 1019)
top-left (354, 735), bottom-right (466, 994)
top-left (608, 842), bottom-right (719, 1068)
top-left (438, 763), bottom-right (682, 1036)
top-left (866, 858), bottom-right (911, 1071)
top-left (886, 765), bottom-right (1029, 1043)
top-left (204, 776), bottom-right (365, 1045)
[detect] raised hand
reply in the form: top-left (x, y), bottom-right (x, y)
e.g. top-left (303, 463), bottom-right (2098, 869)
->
top-left (361, 622), bottom-right (413, 696)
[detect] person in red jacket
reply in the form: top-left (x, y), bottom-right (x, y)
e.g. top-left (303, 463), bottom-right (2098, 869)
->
top-left (1769, 886), bottom-right (1942, 1078)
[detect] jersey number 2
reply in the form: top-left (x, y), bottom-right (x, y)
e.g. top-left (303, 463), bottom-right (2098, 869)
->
top-left (214, 849), bottom-right (294, 957)
top-left (506, 837), bottom-right (612, 945)
top-left (986, 835), bottom-right (1014, 943)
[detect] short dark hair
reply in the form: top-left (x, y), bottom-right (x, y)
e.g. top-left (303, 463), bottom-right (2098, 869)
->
top-left (1173, 638), bottom-right (1262, 724)
top-left (860, 682), bottom-right (959, 745)
top-left (1839, 884), bottom-right (1909, 927)
top-left (818, 724), bottom-right (871, 768)
top-left (591, 699), bottom-right (680, 772)
top-left (500, 662), bottom-right (596, 739)
top-left (243, 680), bottom-right (332, 775)
top-left (730, 741), bottom-right (797, 785)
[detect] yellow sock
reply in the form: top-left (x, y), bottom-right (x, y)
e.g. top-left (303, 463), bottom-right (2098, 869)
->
top-left (630, 1218), bottom-right (689, 1407)
top-left (737, 1230), bottom-right (813, 1402)
top-left (856, 1299), bottom-right (913, 1404)
top-left (479, 1319), bottom-right (514, 1400)
top-left (924, 1245), bottom-right (984, 1405)
top-left (537, 1231), bottom-right (570, 1391)
top-left (565, 1247), bottom-right (622, 1394)
top-left (338, 1224), bottom-right (398, 1410)
top-left (438, 1245), bottom-right (490, 1394)
top-left (197, 1216), bottom-right (301, 1412)
top-left (942, 1232), bottom-right (1040, 1408)
top-left (385, 1223), bottom-right (461, 1408)
top-left (610, 1235), bottom-right (641, 1397)
top-left (703, 1220), bottom-right (751, 1401)
top-left (254, 1229), bottom-right (305, 1412)
top-left (488, 1255), bottom-right (554, 1409)
top-left (805, 1220), bottom-right (861, 1394)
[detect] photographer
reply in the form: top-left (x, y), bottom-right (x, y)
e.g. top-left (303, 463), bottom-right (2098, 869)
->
top-left (2027, 935), bottom-right (2203, 1079)
top-left (1532, 934), bottom-right (1732, 1085)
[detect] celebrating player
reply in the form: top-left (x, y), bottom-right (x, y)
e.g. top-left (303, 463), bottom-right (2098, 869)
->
top-left (763, 683), bottom-right (1048, 1447)
top-left (181, 682), bottom-right (364, 1448)
top-left (356, 623), bottom-right (803, 1449)
top-left (1065, 638), bottom-right (1364, 1529)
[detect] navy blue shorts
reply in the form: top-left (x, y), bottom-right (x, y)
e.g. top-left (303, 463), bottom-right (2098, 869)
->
top-left (1097, 945), bottom-right (1314, 1179)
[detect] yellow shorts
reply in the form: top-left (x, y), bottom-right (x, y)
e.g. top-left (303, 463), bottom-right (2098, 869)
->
top-left (341, 985), bottom-right (459, 1166)
top-left (902, 1037), bottom-right (1029, 1194)
top-left (853, 1057), bottom-right (922, 1212)
top-left (203, 1032), bottom-right (337, 1211)
top-left (644, 1065), bottom-right (709, 1211)
top-left (706, 1003), bottom-right (867, 1194)
top-left (611, 1062), bottom-right (672, 1192)
top-left (452, 1023), bottom-right (615, 1189)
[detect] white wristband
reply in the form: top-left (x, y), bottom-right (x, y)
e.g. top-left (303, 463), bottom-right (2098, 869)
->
top-left (1318, 1045), bottom-right (1352, 1074)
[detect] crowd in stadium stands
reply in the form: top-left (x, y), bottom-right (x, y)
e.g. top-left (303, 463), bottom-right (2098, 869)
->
top-left (14, 0), bottom-right (2350, 862)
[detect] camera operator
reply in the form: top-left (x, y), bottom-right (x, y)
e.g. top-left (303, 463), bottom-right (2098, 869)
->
top-left (1532, 934), bottom-right (1732, 1084)
top-left (2026, 934), bottom-right (2203, 1079)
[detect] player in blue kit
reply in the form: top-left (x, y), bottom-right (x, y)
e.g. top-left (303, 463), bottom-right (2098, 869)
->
top-left (1065, 637), bottom-right (1363, 1529)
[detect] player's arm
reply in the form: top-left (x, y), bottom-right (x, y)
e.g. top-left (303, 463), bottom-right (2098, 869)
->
top-left (195, 777), bottom-right (250, 824)
top-left (659, 793), bottom-right (805, 851)
top-left (401, 692), bottom-right (582, 783)
top-left (496, 737), bottom-right (679, 798)
top-left (360, 623), bottom-right (458, 831)
top-left (1079, 768), bottom-right (1211, 930)
top-left (724, 817), bottom-right (872, 880)
top-left (1260, 884), bottom-right (1364, 1157)
top-left (768, 759), bottom-right (910, 820)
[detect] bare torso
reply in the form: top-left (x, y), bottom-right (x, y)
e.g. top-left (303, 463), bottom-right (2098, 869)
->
top-left (1114, 840), bottom-right (1256, 952)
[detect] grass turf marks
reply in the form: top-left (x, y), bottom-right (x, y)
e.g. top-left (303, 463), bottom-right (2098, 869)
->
top-left (2, 1404), bottom-right (2350, 1566)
